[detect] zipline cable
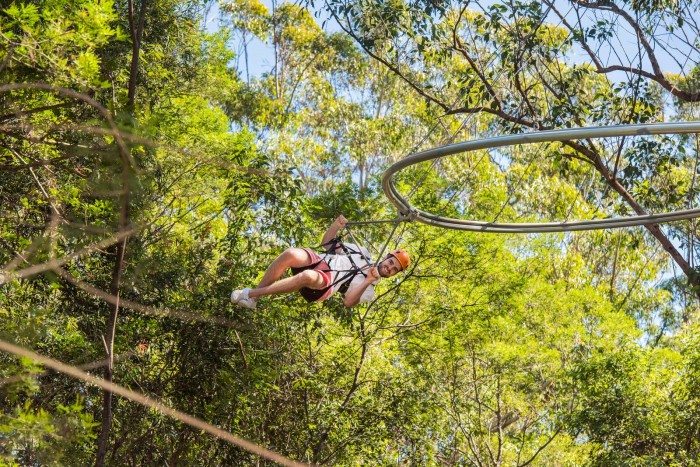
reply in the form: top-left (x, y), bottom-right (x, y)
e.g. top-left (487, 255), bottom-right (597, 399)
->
top-left (346, 218), bottom-right (403, 226)
top-left (342, 219), bottom-right (403, 270)
top-left (372, 220), bottom-right (402, 268)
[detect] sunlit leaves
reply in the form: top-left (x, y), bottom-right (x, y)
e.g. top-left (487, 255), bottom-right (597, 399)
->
top-left (1, 0), bottom-right (122, 88)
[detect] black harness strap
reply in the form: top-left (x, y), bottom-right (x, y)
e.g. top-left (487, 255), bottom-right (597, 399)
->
top-left (300, 216), bottom-right (405, 303)
top-left (301, 236), bottom-right (370, 300)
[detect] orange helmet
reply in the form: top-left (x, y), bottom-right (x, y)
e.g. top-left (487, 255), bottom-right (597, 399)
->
top-left (388, 249), bottom-right (410, 271)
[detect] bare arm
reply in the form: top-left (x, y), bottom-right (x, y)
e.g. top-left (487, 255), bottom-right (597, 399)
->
top-left (321, 215), bottom-right (347, 252)
top-left (343, 267), bottom-right (379, 308)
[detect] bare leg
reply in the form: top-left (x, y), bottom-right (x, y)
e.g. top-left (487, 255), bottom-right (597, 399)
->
top-left (255, 248), bottom-right (314, 289)
top-left (249, 270), bottom-right (326, 299)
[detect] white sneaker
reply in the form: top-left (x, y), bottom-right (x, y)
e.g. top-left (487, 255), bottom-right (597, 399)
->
top-left (230, 288), bottom-right (257, 309)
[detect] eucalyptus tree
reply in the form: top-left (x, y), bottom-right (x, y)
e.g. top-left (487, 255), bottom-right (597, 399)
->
top-left (314, 0), bottom-right (700, 310)
top-left (0, 0), bottom-right (295, 463)
top-left (1, 0), bottom-right (695, 464)
top-left (298, 0), bottom-right (700, 463)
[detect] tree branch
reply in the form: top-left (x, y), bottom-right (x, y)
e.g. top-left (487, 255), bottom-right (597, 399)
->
top-left (0, 103), bottom-right (70, 123)
top-left (547, 0), bottom-right (700, 101)
top-left (325, 1), bottom-right (451, 113)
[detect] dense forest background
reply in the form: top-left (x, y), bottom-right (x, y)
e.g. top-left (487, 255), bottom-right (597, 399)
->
top-left (1, 0), bottom-right (700, 465)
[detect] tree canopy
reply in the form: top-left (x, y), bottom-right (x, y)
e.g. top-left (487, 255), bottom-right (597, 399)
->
top-left (1, 0), bottom-right (699, 465)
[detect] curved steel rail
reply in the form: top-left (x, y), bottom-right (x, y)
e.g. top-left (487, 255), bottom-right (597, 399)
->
top-left (382, 122), bottom-right (700, 232)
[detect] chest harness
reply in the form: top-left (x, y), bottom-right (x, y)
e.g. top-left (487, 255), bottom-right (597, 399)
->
top-left (322, 237), bottom-right (371, 293)
top-left (295, 237), bottom-right (370, 302)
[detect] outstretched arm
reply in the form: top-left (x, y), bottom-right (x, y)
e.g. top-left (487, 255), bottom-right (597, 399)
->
top-left (321, 215), bottom-right (347, 252)
top-left (343, 267), bottom-right (379, 308)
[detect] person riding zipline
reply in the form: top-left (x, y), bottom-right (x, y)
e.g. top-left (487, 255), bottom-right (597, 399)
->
top-left (230, 215), bottom-right (410, 309)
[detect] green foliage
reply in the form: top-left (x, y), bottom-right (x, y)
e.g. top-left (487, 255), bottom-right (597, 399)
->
top-left (1, 0), bottom-right (123, 88)
top-left (1, 0), bottom-right (700, 465)
top-left (0, 399), bottom-right (96, 465)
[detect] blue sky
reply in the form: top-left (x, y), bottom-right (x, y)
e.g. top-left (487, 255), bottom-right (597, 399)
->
top-left (207, 0), bottom-right (696, 83)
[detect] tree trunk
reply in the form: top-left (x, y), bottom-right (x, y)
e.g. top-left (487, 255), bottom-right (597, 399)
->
top-left (95, 1), bottom-right (145, 465)
top-left (94, 235), bottom-right (127, 466)
top-left (591, 154), bottom-right (700, 299)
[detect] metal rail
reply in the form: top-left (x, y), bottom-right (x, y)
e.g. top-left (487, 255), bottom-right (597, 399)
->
top-left (381, 122), bottom-right (700, 233)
